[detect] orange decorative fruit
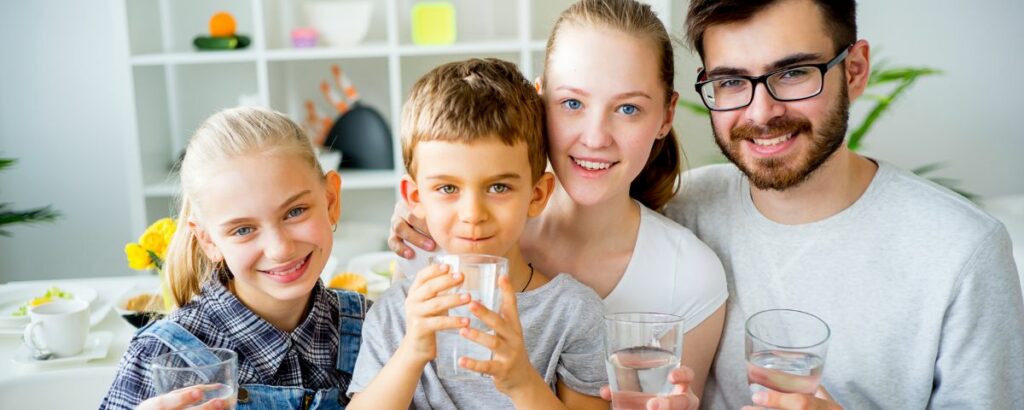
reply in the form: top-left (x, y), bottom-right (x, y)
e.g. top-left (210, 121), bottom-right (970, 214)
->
top-left (209, 12), bottom-right (237, 37)
top-left (328, 273), bottom-right (368, 294)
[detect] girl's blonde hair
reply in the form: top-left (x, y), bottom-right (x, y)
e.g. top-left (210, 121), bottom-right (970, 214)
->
top-left (164, 106), bottom-right (325, 307)
top-left (544, 0), bottom-right (685, 211)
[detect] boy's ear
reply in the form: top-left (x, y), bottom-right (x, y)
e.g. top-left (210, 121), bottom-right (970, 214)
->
top-left (325, 170), bottom-right (342, 224)
top-left (528, 172), bottom-right (556, 217)
top-left (400, 174), bottom-right (426, 219)
top-left (188, 219), bottom-right (223, 263)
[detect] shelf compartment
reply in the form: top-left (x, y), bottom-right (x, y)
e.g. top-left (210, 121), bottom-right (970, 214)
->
top-left (396, 0), bottom-right (519, 47)
top-left (127, 0), bottom-right (257, 56)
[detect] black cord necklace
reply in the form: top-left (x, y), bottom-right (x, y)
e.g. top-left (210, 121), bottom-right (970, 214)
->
top-left (521, 263), bottom-right (535, 293)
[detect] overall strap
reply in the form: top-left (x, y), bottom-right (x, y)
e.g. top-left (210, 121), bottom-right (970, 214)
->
top-left (333, 290), bottom-right (366, 376)
top-left (138, 320), bottom-right (224, 373)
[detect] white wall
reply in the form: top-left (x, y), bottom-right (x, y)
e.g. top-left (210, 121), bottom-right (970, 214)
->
top-left (0, 0), bottom-right (141, 282)
top-left (676, 0), bottom-right (1024, 197)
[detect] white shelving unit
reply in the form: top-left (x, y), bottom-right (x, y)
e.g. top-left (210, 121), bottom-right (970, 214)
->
top-left (121, 0), bottom-right (578, 228)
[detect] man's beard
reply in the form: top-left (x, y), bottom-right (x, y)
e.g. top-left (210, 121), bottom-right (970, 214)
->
top-left (712, 86), bottom-right (850, 191)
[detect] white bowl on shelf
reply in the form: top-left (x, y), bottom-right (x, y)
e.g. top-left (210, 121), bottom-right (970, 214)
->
top-left (305, 0), bottom-right (374, 47)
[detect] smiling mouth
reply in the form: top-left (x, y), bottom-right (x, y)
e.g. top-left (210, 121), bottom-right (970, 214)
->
top-left (750, 132), bottom-right (796, 147)
top-left (259, 252), bottom-right (312, 276)
top-left (571, 156), bottom-right (616, 171)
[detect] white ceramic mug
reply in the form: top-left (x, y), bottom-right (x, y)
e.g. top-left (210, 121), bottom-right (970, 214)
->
top-left (23, 299), bottom-right (90, 357)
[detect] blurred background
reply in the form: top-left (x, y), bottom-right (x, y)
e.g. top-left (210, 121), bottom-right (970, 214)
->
top-left (1, 0), bottom-right (1022, 283)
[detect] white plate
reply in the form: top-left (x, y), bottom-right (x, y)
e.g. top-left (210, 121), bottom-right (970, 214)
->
top-left (12, 331), bottom-right (113, 368)
top-left (347, 251), bottom-right (398, 280)
top-left (0, 285), bottom-right (98, 329)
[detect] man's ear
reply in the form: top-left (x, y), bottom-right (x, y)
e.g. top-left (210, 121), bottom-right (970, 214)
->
top-left (844, 39), bottom-right (871, 102)
top-left (325, 170), bottom-right (342, 224)
top-left (400, 174), bottom-right (426, 220)
top-left (188, 219), bottom-right (223, 263)
top-left (528, 172), bottom-right (556, 217)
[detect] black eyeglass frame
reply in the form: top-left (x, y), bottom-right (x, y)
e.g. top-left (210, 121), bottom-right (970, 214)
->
top-left (693, 45), bottom-right (853, 112)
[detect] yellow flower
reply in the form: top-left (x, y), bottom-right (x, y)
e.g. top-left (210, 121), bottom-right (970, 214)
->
top-left (138, 230), bottom-right (166, 255)
top-left (125, 243), bottom-right (154, 270)
top-left (152, 218), bottom-right (177, 239)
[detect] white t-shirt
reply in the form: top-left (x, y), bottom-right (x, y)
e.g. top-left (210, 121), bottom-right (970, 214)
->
top-left (602, 202), bottom-right (728, 332)
top-left (397, 203), bottom-right (728, 332)
top-left (666, 162), bottom-right (1024, 409)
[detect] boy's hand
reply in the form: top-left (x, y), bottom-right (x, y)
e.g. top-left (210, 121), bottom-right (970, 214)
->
top-left (458, 275), bottom-right (543, 396)
top-left (400, 263), bottom-right (471, 364)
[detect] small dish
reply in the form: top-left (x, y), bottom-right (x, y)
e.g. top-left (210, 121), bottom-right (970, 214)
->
top-left (12, 331), bottom-right (113, 368)
top-left (0, 285), bottom-right (100, 330)
top-left (114, 290), bottom-right (168, 329)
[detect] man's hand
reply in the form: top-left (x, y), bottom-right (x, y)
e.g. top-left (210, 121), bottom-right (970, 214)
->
top-left (398, 263), bottom-right (470, 364)
top-left (388, 201), bottom-right (435, 259)
top-left (599, 367), bottom-right (700, 410)
top-left (137, 386), bottom-right (229, 410)
top-left (742, 386), bottom-right (841, 410)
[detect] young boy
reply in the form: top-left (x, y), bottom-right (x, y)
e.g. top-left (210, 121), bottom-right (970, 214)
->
top-left (346, 58), bottom-right (609, 409)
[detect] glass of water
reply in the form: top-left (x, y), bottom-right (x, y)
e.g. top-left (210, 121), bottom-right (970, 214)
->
top-left (604, 312), bottom-right (685, 410)
top-left (745, 309), bottom-right (830, 396)
top-left (151, 347), bottom-right (238, 408)
top-left (429, 253), bottom-right (507, 379)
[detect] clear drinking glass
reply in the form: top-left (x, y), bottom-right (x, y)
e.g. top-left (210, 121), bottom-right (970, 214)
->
top-left (604, 312), bottom-right (685, 410)
top-left (745, 309), bottom-right (830, 395)
top-left (151, 347), bottom-right (238, 408)
top-left (429, 253), bottom-right (508, 379)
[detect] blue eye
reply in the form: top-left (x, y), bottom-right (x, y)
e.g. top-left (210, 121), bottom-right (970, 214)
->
top-left (489, 184), bottom-right (510, 194)
top-left (437, 185), bottom-right (458, 194)
top-left (286, 207), bottom-right (307, 219)
top-left (617, 104), bottom-right (639, 116)
top-left (232, 226), bottom-right (253, 237)
top-left (562, 99), bottom-right (583, 111)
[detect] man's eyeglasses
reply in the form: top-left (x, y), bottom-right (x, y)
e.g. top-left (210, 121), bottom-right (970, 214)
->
top-left (693, 45), bottom-right (852, 112)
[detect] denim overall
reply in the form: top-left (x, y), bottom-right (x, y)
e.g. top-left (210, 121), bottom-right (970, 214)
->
top-left (138, 290), bottom-right (366, 409)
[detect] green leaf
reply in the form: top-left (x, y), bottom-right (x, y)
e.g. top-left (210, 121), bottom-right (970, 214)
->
top-left (0, 206), bottom-right (61, 237)
top-left (911, 162), bottom-right (947, 175)
top-left (0, 158), bottom-right (15, 171)
top-left (678, 99), bottom-right (711, 116)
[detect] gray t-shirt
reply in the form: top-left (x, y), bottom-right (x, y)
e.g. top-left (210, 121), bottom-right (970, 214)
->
top-left (347, 273), bottom-right (608, 409)
top-left (666, 162), bottom-right (1024, 409)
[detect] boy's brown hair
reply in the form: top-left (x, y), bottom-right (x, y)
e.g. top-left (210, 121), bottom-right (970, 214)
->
top-left (401, 58), bottom-right (547, 182)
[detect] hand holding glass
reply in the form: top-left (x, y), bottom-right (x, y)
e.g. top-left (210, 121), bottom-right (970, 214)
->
top-left (604, 312), bottom-right (685, 410)
top-left (745, 309), bottom-right (830, 396)
top-left (429, 254), bottom-right (507, 379)
top-left (151, 347), bottom-right (238, 409)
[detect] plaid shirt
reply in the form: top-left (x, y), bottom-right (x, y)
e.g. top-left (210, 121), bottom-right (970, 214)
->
top-left (99, 274), bottom-right (345, 410)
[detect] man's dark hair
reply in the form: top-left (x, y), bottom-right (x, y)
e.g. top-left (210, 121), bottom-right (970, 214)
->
top-left (686, 0), bottom-right (857, 58)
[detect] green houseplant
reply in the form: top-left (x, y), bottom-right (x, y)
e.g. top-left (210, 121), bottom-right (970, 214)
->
top-left (0, 157), bottom-right (61, 236)
top-left (678, 58), bottom-right (970, 198)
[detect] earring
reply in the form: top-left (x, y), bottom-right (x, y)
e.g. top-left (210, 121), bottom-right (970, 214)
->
top-left (332, 222), bottom-right (338, 232)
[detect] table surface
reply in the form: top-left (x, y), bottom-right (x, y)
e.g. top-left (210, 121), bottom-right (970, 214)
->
top-left (0, 275), bottom-right (158, 405)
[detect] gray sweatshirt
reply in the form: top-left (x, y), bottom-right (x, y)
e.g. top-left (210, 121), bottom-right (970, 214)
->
top-left (666, 162), bottom-right (1024, 409)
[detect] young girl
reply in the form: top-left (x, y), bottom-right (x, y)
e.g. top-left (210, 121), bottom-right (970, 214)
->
top-left (100, 107), bottom-right (366, 410)
top-left (391, 0), bottom-right (728, 406)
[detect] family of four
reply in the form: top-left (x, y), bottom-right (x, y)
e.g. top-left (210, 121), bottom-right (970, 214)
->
top-left (100, 0), bottom-right (1024, 409)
